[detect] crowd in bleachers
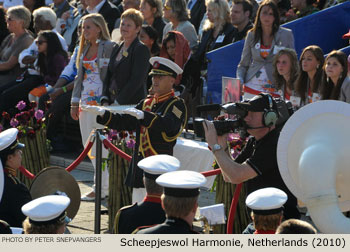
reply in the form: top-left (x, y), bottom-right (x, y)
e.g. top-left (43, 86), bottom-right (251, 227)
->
top-left (0, 0), bottom-right (348, 151)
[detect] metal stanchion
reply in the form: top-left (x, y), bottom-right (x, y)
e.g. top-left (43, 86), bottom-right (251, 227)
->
top-left (94, 129), bottom-right (102, 234)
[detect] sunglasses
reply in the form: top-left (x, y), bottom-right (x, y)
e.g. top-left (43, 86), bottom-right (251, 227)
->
top-left (164, 5), bottom-right (171, 10)
top-left (36, 40), bottom-right (47, 45)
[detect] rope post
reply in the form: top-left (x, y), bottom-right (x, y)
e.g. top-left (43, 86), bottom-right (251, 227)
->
top-left (94, 129), bottom-right (102, 234)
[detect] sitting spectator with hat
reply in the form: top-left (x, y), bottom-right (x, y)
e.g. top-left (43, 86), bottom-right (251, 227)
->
top-left (136, 170), bottom-right (207, 234)
top-left (84, 57), bottom-right (187, 203)
top-left (0, 128), bottom-right (32, 228)
top-left (114, 154), bottom-right (180, 234)
top-left (21, 195), bottom-right (71, 234)
top-left (244, 187), bottom-right (287, 234)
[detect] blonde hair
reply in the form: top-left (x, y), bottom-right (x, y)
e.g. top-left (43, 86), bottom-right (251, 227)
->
top-left (76, 13), bottom-right (110, 68)
top-left (203, 0), bottom-right (231, 32)
top-left (161, 194), bottom-right (198, 218)
top-left (121, 8), bottom-right (144, 28)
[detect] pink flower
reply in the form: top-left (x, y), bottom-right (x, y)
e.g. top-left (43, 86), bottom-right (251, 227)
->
top-left (10, 118), bottom-right (19, 127)
top-left (126, 139), bottom-right (136, 149)
top-left (16, 101), bottom-right (26, 111)
top-left (34, 110), bottom-right (44, 120)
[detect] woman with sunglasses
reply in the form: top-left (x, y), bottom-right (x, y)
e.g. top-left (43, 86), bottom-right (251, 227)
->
top-left (0, 6), bottom-right (33, 85)
top-left (162, 0), bottom-right (198, 51)
top-left (0, 30), bottom-right (68, 112)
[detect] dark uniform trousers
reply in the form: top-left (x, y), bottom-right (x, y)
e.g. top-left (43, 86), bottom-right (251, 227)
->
top-left (136, 217), bottom-right (199, 234)
top-left (0, 172), bottom-right (32, 227)
top-left (97, 91), bottom-right (187, 188)
top-left (114, 195), bottom-right (165, 234)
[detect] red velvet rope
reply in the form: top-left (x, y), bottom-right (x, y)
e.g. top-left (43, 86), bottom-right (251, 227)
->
top-left (18, 166), bottom-right (35, 179)
top-left (66, 140), bottom-right (94, 172)
top-left (226, 183), bottom-right (243, 234)
top-left (102, 139), bottom-right (132, 162)
top-left (201, 168), bottom-right (221, 177)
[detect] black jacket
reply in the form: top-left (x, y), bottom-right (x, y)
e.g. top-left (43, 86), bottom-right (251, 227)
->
top-left (189, 0), bottom-right (206, 33)
top-left (102, 37), bottom-right (150, 105)
top-left (136, 217), bottom-right (199, 234)
top-left (98, 0), bottom-right (121, 34)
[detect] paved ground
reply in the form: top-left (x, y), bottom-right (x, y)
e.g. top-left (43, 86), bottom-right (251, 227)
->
top-left (50, 154), bottom-right (216, 234)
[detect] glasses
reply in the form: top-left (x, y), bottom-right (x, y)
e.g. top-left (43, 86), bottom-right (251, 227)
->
top-left (36, 40), bottom-right (47, 45)
top-left (164, 5), bottom-right (171, 10)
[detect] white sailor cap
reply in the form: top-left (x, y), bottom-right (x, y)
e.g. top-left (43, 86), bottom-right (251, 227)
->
top-left (149, 56), bottom-right (183, 78)
top-left (21, 195), bottom-right (71, 224)
top-left (246, 187), bottom-right (287, 215)
top-left (138, 154), bottom-right (180, 180)
top-left (0, 128), bottom-right (25, 156)
top-left (156, 170), bottom-right (207, 197)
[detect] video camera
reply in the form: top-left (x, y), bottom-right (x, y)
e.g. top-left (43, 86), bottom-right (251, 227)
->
top-left (194, 98), bottom-right (293, 138)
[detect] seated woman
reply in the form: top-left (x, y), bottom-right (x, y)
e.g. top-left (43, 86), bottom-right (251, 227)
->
top-left (294, 45), bottom-right (324, 108)
top-left (0, 6), bottom-right (33, 85)
top-left (101, 8), bottom-right (150, 106)
top-left (272, 48), bottom-right (299, 102)
top-left (0, 31), bottom-right (68, 113)
top-left (320, 50), bottom-right (350, 101)
top-left (162, 0), bottom-right (198, 51)
top-left (237, 0), bottom-right (295, 100)
top-left (0, 128), bottom-right (32, 228)
top-left (140, 0), bottom-right (165, 44)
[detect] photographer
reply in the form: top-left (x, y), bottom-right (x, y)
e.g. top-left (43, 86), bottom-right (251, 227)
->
top-left (203, 93), bottom-right (300, 220)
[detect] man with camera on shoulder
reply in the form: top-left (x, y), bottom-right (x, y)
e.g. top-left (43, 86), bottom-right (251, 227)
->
top-left (203, 93), bottom-right (300, 221)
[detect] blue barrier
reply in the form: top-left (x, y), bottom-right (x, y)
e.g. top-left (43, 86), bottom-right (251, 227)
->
top-left (206, 2), bottom-right (350, 104)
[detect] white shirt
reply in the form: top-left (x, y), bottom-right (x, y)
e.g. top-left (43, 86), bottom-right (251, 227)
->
top-left (1, 0), bottom-right (23, 9)
top-left (18, 29), bottom-right (68, 74)
top-left (87, 0), bottom-right (106, 14)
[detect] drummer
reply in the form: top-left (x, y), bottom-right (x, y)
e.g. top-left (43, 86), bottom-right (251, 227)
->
top-left (0, 128), bottom-right (32, 227)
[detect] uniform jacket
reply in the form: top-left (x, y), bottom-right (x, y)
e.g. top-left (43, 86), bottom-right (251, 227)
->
top-left (97, 92), bottom-right (187, 187)
top-left (114, 195), bottom-right (165, 234)
top-left (0, 172), bottom-right (32, 227)
top-left (101, 37), bottom-right (150, 105)
top-left (136, 217), bottom-right (199, 234)
top-left (236, 27), bottom-right (294, 85)
top-left (71, 40), bottom-right (116, 104)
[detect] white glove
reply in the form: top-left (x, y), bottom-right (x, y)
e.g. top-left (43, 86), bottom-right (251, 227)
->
top-left (123, 108), bottom-right (144, 119)
top-left (81, 105), bottom-right (106, 116)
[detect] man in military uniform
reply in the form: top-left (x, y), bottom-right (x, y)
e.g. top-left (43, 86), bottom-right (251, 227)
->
top-left (114, 154), bottom-right (180, 234)
top-left (136, 170), bottom-right (207, 234)
top-left (85, 57), bottom-right (187, 202)
top-left (0, 128), bottom-right (32, 227)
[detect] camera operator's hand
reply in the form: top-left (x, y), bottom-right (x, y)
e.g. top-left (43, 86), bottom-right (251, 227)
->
top-left (203, 120), bottom-right (228, 151)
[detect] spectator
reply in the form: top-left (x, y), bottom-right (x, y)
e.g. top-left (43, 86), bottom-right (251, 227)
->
top-left (22, 0), bottom-right (46, 34)
top-left (100, 9), bottom-right (150, 106)
top-left (0, 7), bottom-right (9, 43)
top-left (50, 0), bottom-right (75, 19)
top-left (160, 31), bottom-right (191, 87)
top-left (294, 45), bottom-right (324, 108)
top-left (18, 6), bottom-right (68, 73)
top-left (272, 48), bottom-right (299, 101)
top-left (162, 0), bottom-right (198, 51)
top-left (230, 0), bottom-right (253, 42)
top-left (0, 128), bottom-right (32, 228)
top-left (188, 0), bottom-right (206, 33)
top-left (194, 0), bottom-right (235, 72)
top-left (286, 0), bottom-right (319, 22)
top-left (244, 187), bottom-right (287, 234)
top-left (0, 31), bottom-right (68, 112)
top-left (342, 30), bottom-right (350, 74)
top-left (85, 0), bottom-right (121, 34)
top-left (321, 50), bottom-right (350, 101)
top-left (1, 0), bottom-right (23, 10)
top-left (276, 219), bottom-right (317, 234)
top-left (140, 0), bottom-right (165, 44)
top-left (236, 0), bottom-right (295, 100)
top-left (0, 6), bottom-right (33, 84)
top-left (70, 13), bottom-right (115, 201)
top-left (114, 0), bottom-right (140, 28)
top-left (22, 195), bottom-right (71, 234)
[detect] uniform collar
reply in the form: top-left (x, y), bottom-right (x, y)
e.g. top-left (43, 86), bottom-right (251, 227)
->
top-left (143, 194), bottom-right (162, 204)
top-left (4, 166), bottom-right (16, 177)
top-left (148, 90), bottom-right (175, 104)
top-left (254, 229), bottom-right (276, 234)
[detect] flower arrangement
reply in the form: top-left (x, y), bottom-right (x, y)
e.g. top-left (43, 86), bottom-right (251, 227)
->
top-left (0, 101), bottom-right (49, 187)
